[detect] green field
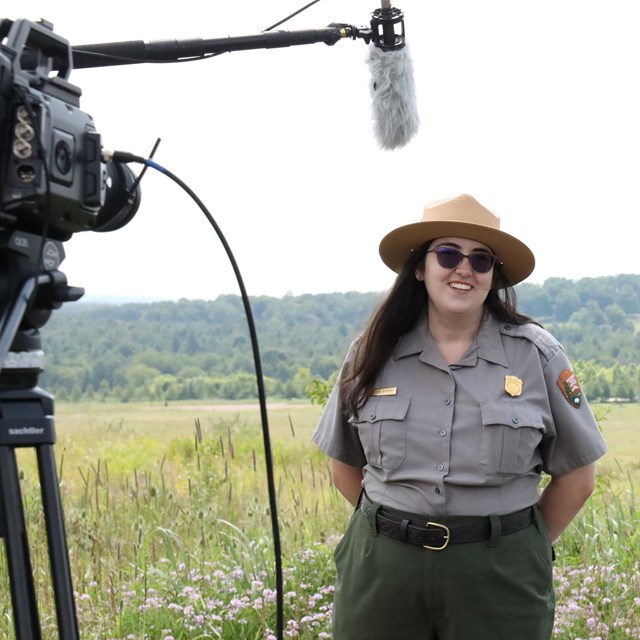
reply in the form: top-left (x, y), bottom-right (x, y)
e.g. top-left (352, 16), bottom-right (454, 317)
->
top-left (1, 400), bottom-right (638, 639)
top-left (592, 402), bottom-right (640, 465)
top-left (50, 398), bottom-right (639, 467)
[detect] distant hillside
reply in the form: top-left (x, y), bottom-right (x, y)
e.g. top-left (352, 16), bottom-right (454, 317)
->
top-left (32, 274), bottom-right (640, 402)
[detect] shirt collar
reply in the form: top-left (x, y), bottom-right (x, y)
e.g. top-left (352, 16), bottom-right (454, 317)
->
top-left (475, 313), bottom-right (510, 367)
top-left (392, 312), bottom-right (510, 368)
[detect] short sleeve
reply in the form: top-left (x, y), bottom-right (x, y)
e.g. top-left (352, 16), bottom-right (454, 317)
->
top-left (539, 346), bottom-right (608, 476)
top-left (311, 353), bottom-right (366, 467)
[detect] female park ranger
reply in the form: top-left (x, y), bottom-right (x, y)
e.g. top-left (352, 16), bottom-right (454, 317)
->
top-left (312, 194), bottom-right (607, 640)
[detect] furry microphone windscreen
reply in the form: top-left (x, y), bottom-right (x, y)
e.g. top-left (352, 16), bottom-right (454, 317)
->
top-left (367, 43), bottom-right (419, 150)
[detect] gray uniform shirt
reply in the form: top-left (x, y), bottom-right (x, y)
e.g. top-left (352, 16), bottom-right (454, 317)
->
top-left (312, 313), bottom-right (608, 516)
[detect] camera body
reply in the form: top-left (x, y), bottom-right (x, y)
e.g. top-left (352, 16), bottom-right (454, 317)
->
top-left (0, 18), bottom-right (141, 361)
top-left (1, 18), bottom-right (138, 241)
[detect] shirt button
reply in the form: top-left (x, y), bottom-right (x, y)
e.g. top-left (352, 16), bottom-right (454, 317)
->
top-left (437, 464), bottom-right (445, 471)
top-left (512, 418), bottom-right (520, 425)
top-left (439, 430), bottom-right (447, 437)
top-left (435, 487), bottom-right (441, 494)
top-left (444, 398), bottom-right (452, 405)
top-left (370, 413), bottom-right (376, 420)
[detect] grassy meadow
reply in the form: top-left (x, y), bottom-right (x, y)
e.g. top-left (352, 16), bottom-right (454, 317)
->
top-left (1, 400), bottom-right (638, 639)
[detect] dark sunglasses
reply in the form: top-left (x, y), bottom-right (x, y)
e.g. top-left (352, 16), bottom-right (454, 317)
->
top-left (427, 246), bottom-right (500, 274)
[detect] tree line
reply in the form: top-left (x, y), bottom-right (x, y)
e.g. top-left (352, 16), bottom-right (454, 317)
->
top-left (33, 274), bottom-right (640, 403)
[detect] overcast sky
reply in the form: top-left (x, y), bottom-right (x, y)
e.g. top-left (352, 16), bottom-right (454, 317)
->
top-left (5, 1), bottom-right (640, 301)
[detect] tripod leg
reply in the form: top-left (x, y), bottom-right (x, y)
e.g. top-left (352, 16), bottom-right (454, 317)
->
top-left (0, 446), bottom-right (42, 640)
top-left (37, 445), bottom-right (80, 640)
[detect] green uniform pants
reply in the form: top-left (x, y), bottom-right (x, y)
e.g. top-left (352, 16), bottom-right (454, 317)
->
top-left (332, 500), bottom-right (555, 640)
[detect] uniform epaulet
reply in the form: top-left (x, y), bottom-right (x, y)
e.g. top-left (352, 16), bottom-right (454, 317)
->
top-left (499, 322), bottom-right (564, 362)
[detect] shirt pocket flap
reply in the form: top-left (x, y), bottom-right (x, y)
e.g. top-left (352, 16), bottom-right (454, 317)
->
top-left (352, 397), bottom-right (411, 424)
top-left (481, 402), bottom-right (546, 432)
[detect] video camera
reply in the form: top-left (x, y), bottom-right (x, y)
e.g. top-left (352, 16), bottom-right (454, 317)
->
top-left (1, 17), bottom-right (143, 389)
top-left (0, 17), bottom-right (140, 245)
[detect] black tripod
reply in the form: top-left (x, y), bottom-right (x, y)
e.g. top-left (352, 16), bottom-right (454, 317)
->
top-left (0, 239), bottom-right (82, 639)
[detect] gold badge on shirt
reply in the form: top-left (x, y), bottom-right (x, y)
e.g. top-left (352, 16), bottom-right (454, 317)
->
top-left (504, 375), bottom-right (523, 397)
top-left (371, 387), bottom-right (398, 396)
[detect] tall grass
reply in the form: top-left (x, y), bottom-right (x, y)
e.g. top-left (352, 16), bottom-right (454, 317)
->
top-left (552, 460), bottom-right (640, 639)
top-left (1, 401), bottom-right (638, 638)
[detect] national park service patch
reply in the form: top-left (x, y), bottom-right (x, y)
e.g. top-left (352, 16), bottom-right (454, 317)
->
top-left (556, 369), bottom-right (583, 408)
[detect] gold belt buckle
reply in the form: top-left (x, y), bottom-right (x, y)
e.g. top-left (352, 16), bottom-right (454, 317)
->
top-left (423, 521), bottom-right (450, 551)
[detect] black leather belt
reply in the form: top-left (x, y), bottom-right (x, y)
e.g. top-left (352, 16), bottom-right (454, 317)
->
top-left (360, 494), bottom-right (534, 551)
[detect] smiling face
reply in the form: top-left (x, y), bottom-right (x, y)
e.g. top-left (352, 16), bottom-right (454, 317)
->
top-left (417, 236), bottom-right (496, 322)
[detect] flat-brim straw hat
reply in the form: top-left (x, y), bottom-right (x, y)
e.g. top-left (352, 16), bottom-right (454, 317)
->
top-left (379, 194), bottom-right (535, 286)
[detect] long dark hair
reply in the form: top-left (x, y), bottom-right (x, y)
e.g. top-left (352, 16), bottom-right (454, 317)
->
top-left (340, 242), bottom-right (537, 416)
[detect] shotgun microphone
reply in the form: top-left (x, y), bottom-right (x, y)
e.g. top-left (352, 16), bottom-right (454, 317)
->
top-left (366, 2), bottom-right (419, 150)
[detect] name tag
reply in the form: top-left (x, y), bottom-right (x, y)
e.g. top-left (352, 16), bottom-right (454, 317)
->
top-left (371, 387), bottom-right (398, 397)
